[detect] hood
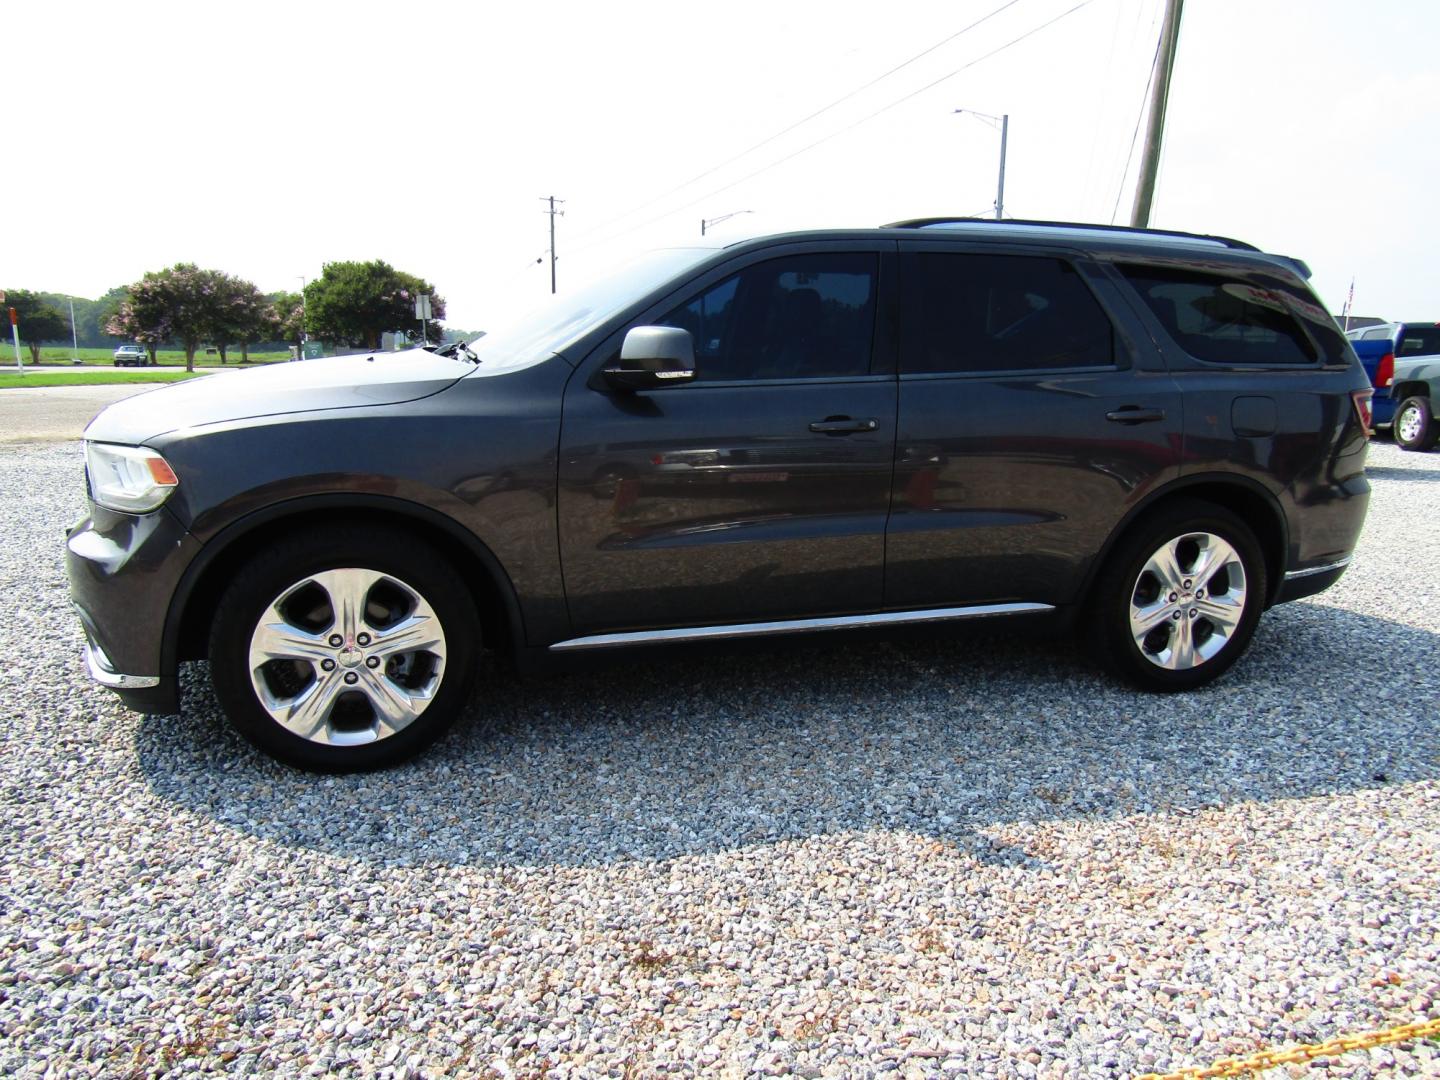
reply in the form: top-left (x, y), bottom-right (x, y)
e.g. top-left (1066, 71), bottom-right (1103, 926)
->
top-left (83, 350), bottom-right (473, 445)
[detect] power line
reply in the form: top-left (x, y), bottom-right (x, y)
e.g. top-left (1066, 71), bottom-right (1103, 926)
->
top-left (563, 0), bottom-right (1027, 248)
top-left (570, 0), bottom-right (1097, 256)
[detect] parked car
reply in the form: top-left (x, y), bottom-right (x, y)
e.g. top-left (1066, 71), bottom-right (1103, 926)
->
top-left (1382, 322), bottom-right (1440, 451)
top-left (113, 345), bottom-right (152, 367)
top-left (67, 219), bottom-right (1373, 770)
top-left (1342, 321), bottom-right (1434, 434)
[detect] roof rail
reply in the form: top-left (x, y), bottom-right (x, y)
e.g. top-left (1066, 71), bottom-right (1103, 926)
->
top-left (880, 216), bottom-right (1260, 253)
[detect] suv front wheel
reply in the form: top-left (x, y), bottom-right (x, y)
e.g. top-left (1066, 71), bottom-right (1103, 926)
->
top-left (1093, 499), bottom-right (1266, 692)
top-left (208, 525), bottom-right (480, 771)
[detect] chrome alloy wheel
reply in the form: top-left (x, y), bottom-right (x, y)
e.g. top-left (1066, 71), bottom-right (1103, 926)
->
top-left (1128, 531), bottom-right (1248, 671)
top-left (247, 568), bottom-right (447, 746)
top-left (1397, 401), bottom-right (1424, 444)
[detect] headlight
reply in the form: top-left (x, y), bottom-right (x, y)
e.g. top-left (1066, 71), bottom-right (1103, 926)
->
top-left (84, 442), bottom-right (179, 513)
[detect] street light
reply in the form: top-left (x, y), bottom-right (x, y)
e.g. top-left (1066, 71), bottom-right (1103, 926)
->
top-left (954, 109), bottom-right (1008, 220)
top-left (701, 210), bottom-right (754, 237)
top-left (296, 275), bottom-right (308, 361)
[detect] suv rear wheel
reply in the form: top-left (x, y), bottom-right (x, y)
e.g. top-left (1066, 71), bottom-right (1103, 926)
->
top-left (208, 525), bottom-right (479, 771)
top-left (1093, 499), bottom-right (1266, 691)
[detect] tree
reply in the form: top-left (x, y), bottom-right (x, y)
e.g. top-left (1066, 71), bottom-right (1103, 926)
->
top-left (105, 263), bottom-right (236, 371)
top-left (207, 275), bottom-right (269, 364)
top-left (304, 260), bottom-right (445, 350)
top-left (4, 289), bottom-right (70, 363)
top-left (270, 291), bottom-right (306, 356)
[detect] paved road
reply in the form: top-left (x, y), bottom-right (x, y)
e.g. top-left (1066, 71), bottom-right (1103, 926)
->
top-left (0, 383), bottom-right (156, 444)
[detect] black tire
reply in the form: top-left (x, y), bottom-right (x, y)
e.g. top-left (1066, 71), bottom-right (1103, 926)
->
top-left (1091, 498), bottom-right (1267, 692)
top-left (208, 524), bottom-right (480, 771)
top-left (1394, 396), bottom-right (1437, 452)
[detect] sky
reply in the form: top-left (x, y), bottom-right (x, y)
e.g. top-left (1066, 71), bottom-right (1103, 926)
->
top-left (5, 0), bottom-right (1438, 331)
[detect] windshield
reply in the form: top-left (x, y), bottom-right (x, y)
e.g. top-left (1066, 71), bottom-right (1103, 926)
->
top-left (465, 247), bottom-right (717, 372)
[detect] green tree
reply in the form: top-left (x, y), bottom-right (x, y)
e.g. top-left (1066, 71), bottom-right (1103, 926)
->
top-left (207, 274), bottom-right (269, 363)
top-left (305, 260), bottom-right (445, 350)
top-left (270, 291), bottom-right (306, 356)
top-left (4, 289), bottom-right (70, 363)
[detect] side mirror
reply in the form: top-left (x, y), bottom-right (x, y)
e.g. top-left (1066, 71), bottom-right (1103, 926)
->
top-left (603, 326), bottom-right (697, 391)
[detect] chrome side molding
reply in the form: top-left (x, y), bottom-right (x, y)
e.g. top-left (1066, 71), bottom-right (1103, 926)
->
top-left (1283, 555), bottom-right (1352, 581)
top-left (549, 602), bottom-right (1054, 652)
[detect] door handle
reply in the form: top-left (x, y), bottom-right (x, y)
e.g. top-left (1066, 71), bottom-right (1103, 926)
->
top-left (1105, 407), bottom-right (1167, 425)
top-left (809, 417), bottom-right (879, 434)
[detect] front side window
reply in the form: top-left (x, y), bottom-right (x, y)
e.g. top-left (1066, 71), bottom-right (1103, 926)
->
top-left (657, 253), bottom-right (877, 381)
top-left (1120, 264), bottom-right (1321, 366)
top-left (900, 253), bottom-right (1116, 375)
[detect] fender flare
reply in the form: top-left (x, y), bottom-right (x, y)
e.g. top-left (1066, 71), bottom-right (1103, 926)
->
top-left (160, 492), bottom-right (526, 673)
top-left (1076, 471), bottom-right (1291, 608)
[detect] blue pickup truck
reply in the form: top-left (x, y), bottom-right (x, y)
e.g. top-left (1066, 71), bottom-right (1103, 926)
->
top-left (1345, 321), bottom-right (1440, 446)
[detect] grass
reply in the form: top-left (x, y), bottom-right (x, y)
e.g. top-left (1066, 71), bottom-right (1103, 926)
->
top-left (21, 345), bottom-right (292, 368)
top-left (0, 370), bottom-right (209, 389)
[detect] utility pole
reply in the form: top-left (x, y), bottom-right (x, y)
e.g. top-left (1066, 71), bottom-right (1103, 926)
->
top-left (69, 298), bottom-right (79, 363)
top-left (540, 195), bottom-right (565, 294)
top-left (1130, 0), bottom-right (1184, 228)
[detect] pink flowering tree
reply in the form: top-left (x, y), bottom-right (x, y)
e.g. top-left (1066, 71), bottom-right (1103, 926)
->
top-left (106, 263), bottom-right (242, 371)
top-left (305, 260), bottom-right (445, 350)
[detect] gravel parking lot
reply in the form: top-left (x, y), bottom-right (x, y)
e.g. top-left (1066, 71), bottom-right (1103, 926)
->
top-left (1, 427), bottom-right (1437, 1078)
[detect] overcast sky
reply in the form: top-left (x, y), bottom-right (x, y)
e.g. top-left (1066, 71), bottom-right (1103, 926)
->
top-left (6, 0), bottom-right (1438, 330)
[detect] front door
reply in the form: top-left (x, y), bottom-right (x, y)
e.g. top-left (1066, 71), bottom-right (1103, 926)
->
top-left (558, 248), bottom-right (897, 636)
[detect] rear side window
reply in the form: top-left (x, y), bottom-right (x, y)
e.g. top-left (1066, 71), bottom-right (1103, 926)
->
top-left (900, 253), bottom-right (1116, 374)
top-left (1120, 265), bottom-right (1322, 366)
top-left (1400, 326), bottom-right (1440, 356)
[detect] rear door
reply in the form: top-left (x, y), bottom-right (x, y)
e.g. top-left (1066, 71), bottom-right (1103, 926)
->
top-left (557, 242), bottom-right (899, 636)
top-left (886, 242), bottom-right (1182, 610)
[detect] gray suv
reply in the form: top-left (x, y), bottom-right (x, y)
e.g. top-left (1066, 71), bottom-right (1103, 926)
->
top-left (68, 219), bottom-right (1373, 770)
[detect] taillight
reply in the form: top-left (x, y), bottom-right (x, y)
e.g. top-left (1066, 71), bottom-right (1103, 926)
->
top-left (1351, 389), bottom-right (1374, 437)
top-left (1376, 351), bottom-right (1395, 388)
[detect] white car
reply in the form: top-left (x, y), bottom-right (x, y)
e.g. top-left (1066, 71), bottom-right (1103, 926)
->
top-left (113, 345), bottom-right (152, 367)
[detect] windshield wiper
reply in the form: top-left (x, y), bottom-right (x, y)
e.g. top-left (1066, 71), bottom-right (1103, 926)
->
top-left (432, 340), bottom-right (480, 363)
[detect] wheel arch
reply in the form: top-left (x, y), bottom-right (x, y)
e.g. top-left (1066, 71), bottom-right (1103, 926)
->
top-left (1392, 382), bottom-right (1431, 409)
top-left (165, 494), bottom-right (525, 672)
top-left (1080, 474), bottom-right (1289, 609)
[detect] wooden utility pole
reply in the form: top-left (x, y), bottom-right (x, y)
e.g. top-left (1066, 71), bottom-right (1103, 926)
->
top-left (1129, 0), bottom-right (1184, 228)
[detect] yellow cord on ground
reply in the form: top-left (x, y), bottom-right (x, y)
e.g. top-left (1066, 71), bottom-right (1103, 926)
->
top-left (1137, 1016), bottom-right (1440, 1079)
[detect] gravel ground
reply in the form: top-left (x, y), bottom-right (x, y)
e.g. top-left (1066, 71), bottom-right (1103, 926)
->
top-left (1, 436), bottom-right (1437, 1079)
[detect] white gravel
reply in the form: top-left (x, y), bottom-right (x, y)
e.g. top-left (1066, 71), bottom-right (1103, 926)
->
top-left (1, 437), bottom-right (1437, 1078)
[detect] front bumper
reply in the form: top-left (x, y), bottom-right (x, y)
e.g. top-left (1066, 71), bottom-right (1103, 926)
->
top-left (66, 503), bottom-right (201, 715)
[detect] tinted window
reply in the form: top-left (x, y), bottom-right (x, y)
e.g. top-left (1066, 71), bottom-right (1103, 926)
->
top-left (1399, 326), bottom-right (1440, 356)
top-left (1362, 327), bottom-right (1393, 341)
top-left (1121, 265), bottom-right (1319, 365)
top-left (658, 254), bottom-right (877, 380)
top-left (900, 253), bottom-right (1115, 374)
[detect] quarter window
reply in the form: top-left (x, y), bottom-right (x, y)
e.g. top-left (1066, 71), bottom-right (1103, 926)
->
top-left (657, 254), bottom-right (877, 381)
top-left (1120, 265), bottom-right (1319, 365)
top-left (900, 253), bottom-right (1116, 374)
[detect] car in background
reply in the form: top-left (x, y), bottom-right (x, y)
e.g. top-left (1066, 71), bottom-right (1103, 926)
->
top-left (1344, 321), bottom-right (1440, 433)
top-left (113, 345), bottom-right (152, 367)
